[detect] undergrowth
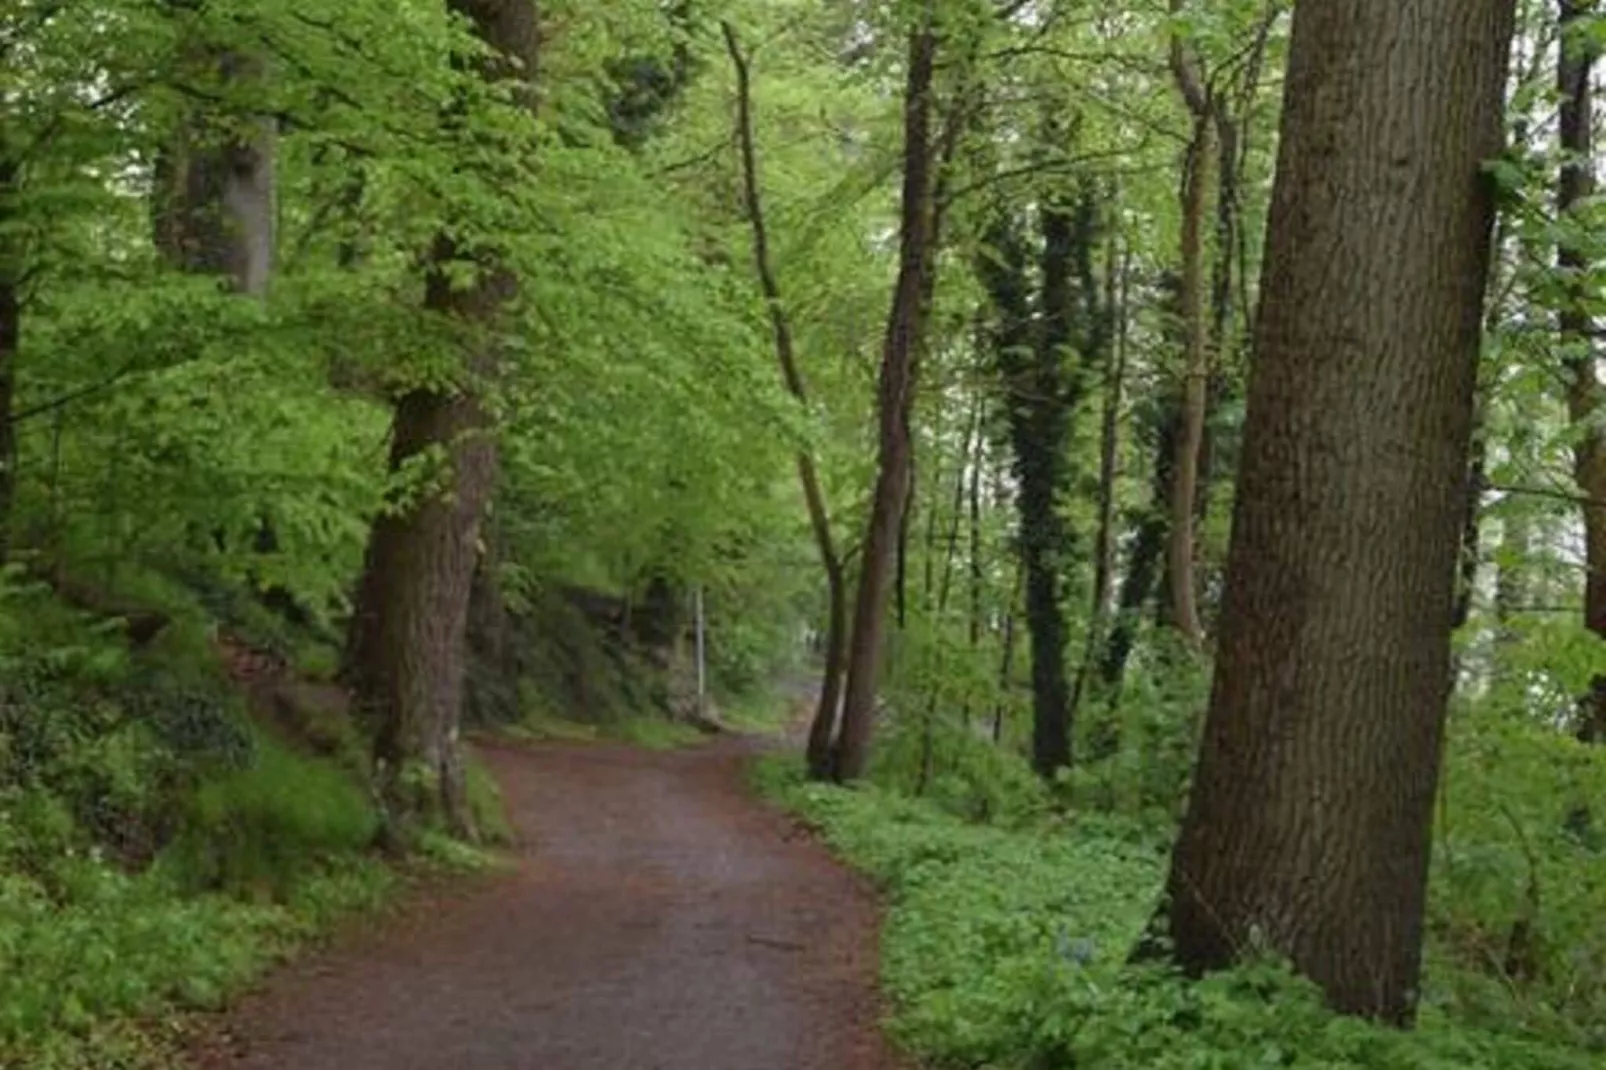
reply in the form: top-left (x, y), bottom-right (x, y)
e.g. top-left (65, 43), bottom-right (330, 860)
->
top-left (0, 576), bottom-right (504, 1069)
top-left (754, 740), bottom-right (1601, 1070)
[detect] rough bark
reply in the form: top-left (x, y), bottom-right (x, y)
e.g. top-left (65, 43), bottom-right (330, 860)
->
top-left (834, 14), bottom-right (938, 783)
top-left (345, 0), bottom-right (539, 844)
top-left (720, 21), bottom-right (851, 779)
top-left (1556, 0), bottom-right (1606, 742)
top-left (1159, 0), bottom-right (1515, 1024)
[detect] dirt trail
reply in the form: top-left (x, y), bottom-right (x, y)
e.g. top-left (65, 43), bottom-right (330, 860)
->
top-left (190, 736), bottom-right (903, 1070)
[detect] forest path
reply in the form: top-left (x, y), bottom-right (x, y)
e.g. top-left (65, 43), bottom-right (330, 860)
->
top-left (189, 735), bottom-right (903, 1070)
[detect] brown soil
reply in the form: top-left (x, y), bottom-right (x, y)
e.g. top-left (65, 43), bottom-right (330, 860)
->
top-left (188, 736), bottom-right (905, 1070)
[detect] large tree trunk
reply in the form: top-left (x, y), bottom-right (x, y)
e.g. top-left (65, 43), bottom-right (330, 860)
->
top-left (720, 22), bottom-right (852, 779)
top-left (1159, 0), bottom-right (1515, 1024)
top-left (834, 14), bottom-right (938, 783)
top-left (1556, 0), bottom-right (1606, 742)
top-left (345, 0), bottom-right (539, 844)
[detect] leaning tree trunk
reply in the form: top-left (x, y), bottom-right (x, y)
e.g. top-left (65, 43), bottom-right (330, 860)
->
top-left (834, 13), bottom-right (938, 783)
top-left (1556, 0), bottom-right (1606, 742)
top-left (1158, 0), bottom-right (1515, 1025)
top-left (345, 0), bottom-right (539, 844)
top-left (721, 21), bottom-right (852, 779)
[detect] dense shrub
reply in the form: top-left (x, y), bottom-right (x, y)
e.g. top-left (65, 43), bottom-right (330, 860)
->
top-left (160, 730), bottom-right (380, 897)
top-left (756, 754), bottom-right (1600, 1070)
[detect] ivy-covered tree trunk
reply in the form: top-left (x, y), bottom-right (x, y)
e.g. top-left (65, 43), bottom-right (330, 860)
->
top-left (345, 0), bottom-right (539, 843)
top-left (834, 14), bottom-right (938, 783)
top-left (1556, 0), bottom-right (1606, 742)
top-left (1159, 0), bottom-right (1515, 1023)
top-left (982, 166), bottom-right (1104, 777)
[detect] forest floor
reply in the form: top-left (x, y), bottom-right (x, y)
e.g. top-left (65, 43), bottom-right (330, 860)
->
top-left (186, 734), bottom-right (906, 1070)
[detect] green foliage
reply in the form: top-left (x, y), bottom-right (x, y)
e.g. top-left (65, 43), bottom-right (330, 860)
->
top-left (758, 755), bottom-right (1599, 1070)
top-left (464, 754), bottom-right (515, 847)
top-left (611, 716), bottom-right (708, 750)
top-left (869, 708), bottom-right (1051, 825)
top-left (1428, 711), bottom-right (1606, 1049)
top-left (161, 729), bottom-right (379, 898)
top-left (0, 836), bottom-right (394, 1070)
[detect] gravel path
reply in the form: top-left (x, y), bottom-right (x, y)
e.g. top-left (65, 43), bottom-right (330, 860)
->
top-left (190, 737), bottom-right (903, 1070)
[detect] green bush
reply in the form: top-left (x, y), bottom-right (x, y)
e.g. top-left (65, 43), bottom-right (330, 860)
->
top-left (756, 755), bottom-right (1599, 1070)
top-left (868, 709), bottom-right (1051, 826)
top-left (161, 730), bottom-right (379, 897)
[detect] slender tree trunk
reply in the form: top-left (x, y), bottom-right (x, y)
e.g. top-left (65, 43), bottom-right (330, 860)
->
top-left (1167, 113), bottom-right (1212, 647)
top-left (963, 403), bottom-right (984, 725)
top-left (993, 562), bottom-right (1023, 744)
top-left (1158, 0), bottom-right (1515, 1022)
top-left (896, 460), bottom-right (913, 629)
top-left (0, 151), bottom-right (17, 563)
top-left (345, 0), bottom-right (540, 844)
top-left (1071, 235), bottom-right (1129, 747)
top-left (1556, 0), bottom-right (1606, 742)
top-left (920, 405), bottom-right (946, 612)
top-left (920, 397), bottom-right (982, 753)
top-left (721, 22), bottom-right (851, 778)
top-left (835, 13), bottom-right (939, 782)
top-left (1101, 379), bottom-right (1179, 692)
top-left (1162, 2), bottom-right (1216, 648)
top-left (935, 400), bottom-right (981, 615)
